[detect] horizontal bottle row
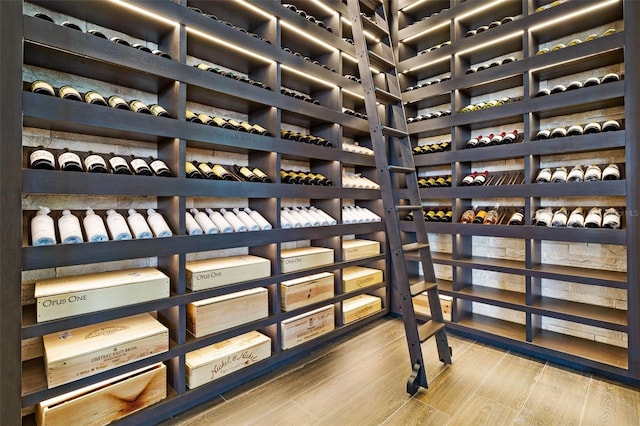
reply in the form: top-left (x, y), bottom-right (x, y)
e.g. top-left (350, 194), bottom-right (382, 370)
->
top-left (535, 120), bottom-right (621, 139)
top-left (280, 170), bottom-right (333, 186)
top-left (459, 171), bottom-right (524, 187)
top-left (194, 63), bottom-right (272, 91)
top-left (535, 164), bottom-right (621, 183)
top-left (460, 97), bottom-right (521, 114)
top-left (187, 208), bottom-right (272, 234)
top-left (463, 16), bottom-right (516, 38)
top-left (535, 28), bottom-right (617, 55)
top-left (185, 110), bottom-right (271, 136)
top-left (186, 162), bottom-right (271, 182)
top-left (31, 12), bottom-right (172, 58)
top-left (29, 146), bottom-right (172, 176)
top-left (460, 206), bottom-right (526, 225)
top-left (534, 206), bottom-right (622, 229)
top-left (404, 207), bottom-right (453, 223)
top-left (30, 207), bottom-right (172, 246)
top-left (534, 73), bottom-right (621, 97)
top-left (30, 80), bottom-right (171, 116)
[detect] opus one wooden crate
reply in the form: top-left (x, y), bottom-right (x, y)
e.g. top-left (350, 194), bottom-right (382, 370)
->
top-left (280, 246), bottom-right (334, 273)
top-left (186, 255), bottom-right (271, 291)
top-left (186, 287), bottom-right (269, 338)
top-left (342, 239), bottom-right (381, 260)
top-left (343, 294), bottom-right (382, 324)
top-left (413, 293), bottom-right (453, 321)
top-left (34, 268), bottom-right (170, 322)
top-left (280, 305), bottom-right (335, 350)
top-left (185, 330), bottom-right (271, 389)
top-left (342, 266), bottom-right (384, 292)
top-left (36, 362), bottom-right (166, 426)
top-left (42, 313), bottom-right (169, 388)
top-left (280, 272), bottom-right (334, 311)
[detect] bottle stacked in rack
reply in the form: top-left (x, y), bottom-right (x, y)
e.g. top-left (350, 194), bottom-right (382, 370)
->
top-left (280, 207), bottom-right (336, 228)
top-left (186, 208), bottom-right (271, 234)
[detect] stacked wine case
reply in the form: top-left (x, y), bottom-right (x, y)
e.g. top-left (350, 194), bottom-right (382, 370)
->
top-left (396, 0), bottom-right (639, 386)
top-left (6, 1), bottom-right (390, 424)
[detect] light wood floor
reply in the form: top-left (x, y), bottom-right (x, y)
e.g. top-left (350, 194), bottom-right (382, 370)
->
top-left (160, 317), bottom-right (640, 425)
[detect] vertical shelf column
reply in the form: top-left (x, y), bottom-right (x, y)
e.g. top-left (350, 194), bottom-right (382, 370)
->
top-left (0, 1), bottom-right (23, 422)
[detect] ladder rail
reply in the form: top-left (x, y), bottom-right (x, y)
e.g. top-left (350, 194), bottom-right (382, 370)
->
top-left (346, 0), bottom-right (451, 395)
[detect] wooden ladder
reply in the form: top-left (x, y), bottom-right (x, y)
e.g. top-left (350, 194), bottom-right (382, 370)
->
top-left (346, 0), bottom-right (452, 394)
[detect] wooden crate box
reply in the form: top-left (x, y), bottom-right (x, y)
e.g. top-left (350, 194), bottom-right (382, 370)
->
top-left (36, 363), bottom-right (166, 426)
top-left (281, 272), bottom-right (334, 311)
top-left (35, 268), bottom-right (170, 322)
top-left (186, 255), bottom-right (271, 291)
top-left (186, 287), bottom-right (269, 338)
top-left (281, 305), bottom-right (335, 350)
top-left (414, 293), bottom-right (453, 321)
top-left (343, 294), bottom-right (382, 324)
top-left (186, 330), bottom-right (271, 389)
top-left (342, 239), bottom-right (381, 260)
top-left (342, 266), bottom-right (384, 292)
top-left (280, 247), bottom-right (334, 273)
top-left (43, 313), bottom-right (169, 388)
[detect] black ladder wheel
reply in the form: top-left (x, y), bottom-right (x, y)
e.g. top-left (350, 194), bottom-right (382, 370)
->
top-left (407, 363), bottom-right (422, 395)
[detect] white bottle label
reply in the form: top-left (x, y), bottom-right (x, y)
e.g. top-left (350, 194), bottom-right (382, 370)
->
top-left (208, 211), bottom-right (234, 233)
top-left (248, 210), bottom-right (272, 230)
top-left (59, 214), bottom-right (84, 244)
top-left (31, 215), bottom-right (56, 245)
top-left (150, 160), bottom-right (168, 174)
top-left (130, 158), bottom-right (149, 172)
top-left (186, 213), bottom-right (203, 235)
top-left (127, 214), bottom-right (153, 239)
top-left (85, 154), bottom-right (107, 169)
top-left (58, 152), bottom-right (82, 168)
top-left (109, 156), bottom-right (129, 169)
top-left (30, 150), bottom-right (55, 166)
top-left (147, 213), bottom-right (172, 237)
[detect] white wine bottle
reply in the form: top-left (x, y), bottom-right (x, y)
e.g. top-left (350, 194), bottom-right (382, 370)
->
top-left (285, 207), bottom-right (311, 227)
top-left (507, 208), bottom-right (525, 225)
top-left (602, 163), bottom-right (620, 180)
top-left (567, 207), bottom-right (585, 227)
top-left (584, 207), bottom-right (603, 228)
top-left (534, 207), bottom-right (553, 226)
top-left (185, 211), bottom-right (203, 235)
top-left (190, 208), bottom-right (218, 234)
top-left (84, 151), bottom-right (109, 173)
top-left (109, 153), bottom-right (133, 175)
top-left (232, 208), bottom-right (260, 231)
top-left (205, 208), bottom-right (234, 233)
top-left (127, 208), bottom-right (153, 239)
top-left (31, 80), bottom-right (55, 96)
top-left (58, 210), bottom-right (83, 244)
top-left (31, 206), bottom-right (56, 246)
top-left (29, 145), bottom-right (56, 170)
top-left (244, 207), bottom-right (272, 230)
top-left (129, 155), bottom-right (153, 176)
top-left (293, 206), bottom-right (320, 227)
top-left (148, 157), bottom-right (172, 177)
top-left (58, 148), bottom-right (84, 172)
top-left (602, 208), bottom-right (621, 229)
top-left (567, 165), bottom-right (584, 182)
top-left (219, 208), bottom-right (247, 232)
top-left (309, 206), bottom-right (337, 225)
top-left (83, 208), bottom-right (109, 242)
top-left (106, 209), bottom-right (132, 240)
top-left (280, 208), bottom-right (300, 228)
top-left (146, 208), bottom-right (173, 237)
top-left (551, 207), bottom-right (568, 227)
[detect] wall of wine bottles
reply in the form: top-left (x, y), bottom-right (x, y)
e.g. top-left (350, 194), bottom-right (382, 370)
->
top-left (0, 0), bottom-right (397, 423)
top-left (394, 0), bottom-right (639, 384)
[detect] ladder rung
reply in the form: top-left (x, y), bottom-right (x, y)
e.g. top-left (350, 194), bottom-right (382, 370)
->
top-left (388, 165), bottom-right (415, 174)
top-left (381, 126), bottom-right (408, 138)
top-left (374, 87), bottom-right (403, 104)
top-left (418, 320), bottom-right (446, 343)
top-left (410, 280), bottom-right (438, 297)
top-left (368, 50), bottom-right (395, 71)
top-left (395, 205), bottom-right (423, 212)
top-left (402, 242), bottom-right (430, 252)
top-left (361, 14), bottom-right (389, 39)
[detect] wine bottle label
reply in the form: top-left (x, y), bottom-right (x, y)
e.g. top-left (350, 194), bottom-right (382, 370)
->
top-left (252, 123), bottom-right (268, 133)
top-left (567, 210), bottom-right (584, 227)
top-left (535, 209), bottom-right (553, 226)
top-left (238, 166), bottom-right (256, 179)
top-left (567, 167), bottom-right (584, 181)
top-left (130, 100), bottom-right (151, 113)
top-left (196, 162), bottom-right (213, 174)
top-left (109, 156), bottom-right (129, 169)
top-left (58, 152), bottom-right (82, 168)
top-left (602, 164), bottom-right (620, 180)
top-left (227, 118), bottom-right (243, 129)
top-left (536, 168), bottom-right (552, 183)
top-left (30, 149), bottom-right (55, 166)
top-left (461, 174), bottom-right (476, 185)
top-left (150, 105), bottom-right (170, 117)
top-left (108, 96), bottom-right (128, 109)
top-left (212, 164), bottom-right (230, 178)
top-left (150, 159), bottom-right (170, 174)
top-left (602, 209), bottom-right (620, 229)
top-left (186, 110), bottom-right (200, 121)
top-left (31, 215), bottom-right (57, 245)
top-left (85, 154), bottom-right (108, 169)
top-left (84, 91), bottom-right (107, 105)
top-left (212, 116), bottom-right (230, 127)
top-left (584, 165), bottom-right (602, 181)
top-left (584, 208), bottom-right (602, 227)
top-left (31, 80), bottom-right (55, 96)
top-left (197, 63), bottom-right (212, 71)
top-left (551, 168), bottom-right (567, 182)
top-left (551, 209), bottom-right (568, 227)
top-left (239, 121), bottom-right (257, 132)
top-left (508, 211), bottom-right (524, 224)
top-left (59, 86), bottom-right (82, 101)
top-left (253, 168), bottom-right (268, 178)
top-left (130, 158), bottom-right (150, 172)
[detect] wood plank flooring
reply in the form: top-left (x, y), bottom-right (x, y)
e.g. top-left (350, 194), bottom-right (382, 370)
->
top-left (160, 317), bottom-right (640, 426)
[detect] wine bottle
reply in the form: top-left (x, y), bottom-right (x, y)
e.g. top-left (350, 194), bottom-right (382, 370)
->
top-left (226, 118), bottom-right (245, 131)
top-left (584, 164), bottom-right (602, 181)
top-left (152, 49), bottom-right (172, 59)
top-left (83, 90), bottom-right (108, 106)
top-left (460, 172), bottom-right (477, 186)
top-left (472, 171), bottom-right (489, 186)
top-left (109, 152), bottom-right (133, 175)
top-left (310, 206), bottom-right (337, 225)
top-left (84, 151), bottom-right (109, 173)
top-left (149, 104), bottom-right (171, 117)
top-left (551, 207), bottom-right (568, 227)
top-left (424, 209), bottom-right (436, 222)
top-left (567, 207), bottom-right (584, 227)
top-left (87, 29), bottom-right (108, 39)
top-left (234, 165), bottom-right (261, 182)
top-left (550, 127), bottom-right (567, 138)
top-left (281, 208), bottom-right (301, 228)
top-left (434, 176), bottom-right (448, 187)
top-left (465, 136), bottom-right (480, 149)
top-left (483, 205), bottom-right (500, 224)
top-left (602, 120), bottom-right (621, 132)
top-left (566, 124), bottom-right (584, 136)
top-left (205, 208), bottom-right (234, 233)
top-left (219, 208), bottom-right (248, 232)
top-left (212, 116), bottom-right (236, 129)
top-left (490, 132), bottom-right (506, 145)
top-left (132, 43), bottom-right (153, 53)
top-left (252, 167), bottom-right (272, 183)
top-left (31, 80), bottom-right (55, 96)
top-left (602, 163), bottom-right (620, 180)
top-left (251, 123), bottom-right (271, 136)
top-left (58, 148), bottom-right (84, 172)
top-left (314, 172), bottom-right (333, 186)
top-left (106, 209), bottom-right (132, 240)
top-left (551, 166), bottom-right (568, 183)
top-left (244, 207), bottom-right (272, 230)
top-left (209, 163), bottom-right (234, 181)
top-left (127, 208), bottom-right (153, 239)
top-left (442, 210), bottom-right (453, 222)
top-left (58, 85), bottom-right (82, 101)
top-left (602, 208), bottom-right (621, 229)
top-left (129, 100), bottom-right (151, 114)
top-left (434, 209), bottom-right (447, 222)
top-left (535, 129), bottom-right (551, 140)
top-left (33, 12), bottom-right (55, 22)
top-left (600, 73), bottom-right (620, 84)
top-left (83, 208), bottom-right (109, 242)
top-left (584, 207), bottom-right (602, 228)
top-left (583, 76), bottom-right (601, 87)
top-left (473, 208), bottom-right (487, 224)
top-left (185, 211), bottom-right (204, 235)
top-left (29, 145), bottom-right (56, 170)
top-left (232, 208), bottom-right (260, 231)
top-left (478, 134), bottom-right (493, 147)
top-left (583, 122), bottom-right (602, 134)
top-left (108, 95), bottom-right (129, 110)
top-left (534, 207), bottom-right (553, 226)
top-left (129, 155), bottom-right (153, 176)
top-left (303, 206), bottom-right (329, 226)
top-left (110, 36), bottom-right (131, 46)
top-left (507, 208), bottom-right (525, 225)
top-left (146, 208), bottom-right (173, 237)
top-left (237, 121), bottom-right (259, 133)
top-left (186, 110), bottom-right (203, 123)
top-left (567, 165), bottom-right (584, 182)
top-left (148, 157), bottom-right (172, 177)
top-left (190, 208), bottom-right (218, 234)
top-left (58, 210), bottom-right (83, 244)
top-left (186, 161), bottom-right (206, 179)
top-left (31, 206), bottom-right (56, 246)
